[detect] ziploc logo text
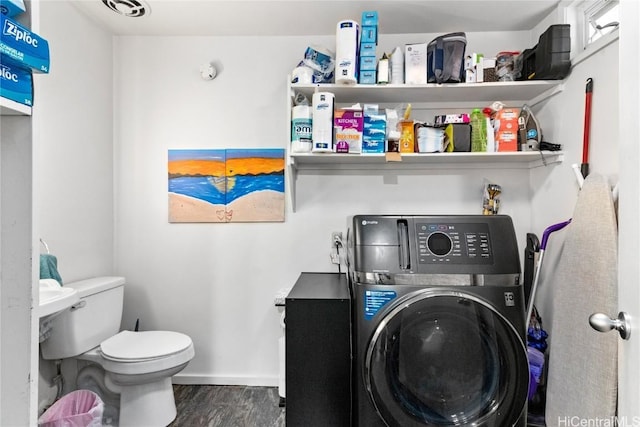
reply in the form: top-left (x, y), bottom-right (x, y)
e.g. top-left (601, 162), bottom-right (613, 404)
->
top-left (3, 20), bottom-right (38, 47)
top-left (0, 64), bottom-right (19, 82)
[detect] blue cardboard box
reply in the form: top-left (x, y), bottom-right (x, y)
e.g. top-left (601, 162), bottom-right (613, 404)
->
top-left (0, 60), bottom-right (32, 105)
top-left (359, 56), bottom-right (377, 71)
top-left (360, 42), bottom-right (376, 57)
top-left (361, 11), bottom-right (378, 27)
top-left (1, 14), bottom-right (49, 73)
top-left (361, 25), bottom-right (377, 44)
top-left (359, 70), bottom-right (376, 85)
top-left (0, 0), bottom-right (26, 18)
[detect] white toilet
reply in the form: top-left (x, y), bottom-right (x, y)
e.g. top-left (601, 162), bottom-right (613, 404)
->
top-left (40, 276), bottom-right (195, 427)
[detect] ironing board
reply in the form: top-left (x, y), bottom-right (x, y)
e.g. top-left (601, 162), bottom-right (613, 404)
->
top-left (545, 173), bottom-right (618, 424)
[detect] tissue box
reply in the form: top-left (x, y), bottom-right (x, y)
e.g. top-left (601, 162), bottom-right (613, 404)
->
top-left (334, 109), bottom-right (363, 153)
top-left (363, 113), bottom-right (386, 153)
top-left (0, 60), bottom-right (31, 105)
top-left (0, 0), bottom-right (26, 17)
top-left (1, 14), bottom-right (49, 73)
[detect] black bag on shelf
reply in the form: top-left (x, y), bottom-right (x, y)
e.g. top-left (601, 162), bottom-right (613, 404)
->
top-left (427, 32), bottom-right (467, 84)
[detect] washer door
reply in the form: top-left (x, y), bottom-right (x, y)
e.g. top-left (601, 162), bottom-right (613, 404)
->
top-left (364, 290), bottom-right (529, 426)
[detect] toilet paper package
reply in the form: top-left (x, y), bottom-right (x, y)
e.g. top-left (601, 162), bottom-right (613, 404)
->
top-left (311, 92), bottom-right (335, 152)
top-left (0, 60), bottom-right (32, 106)
top-left (291, 105), bottom-right (313, 153)
top-left (1, 14), bottom-right (49, 73)
top-left (335, 20), bottom-right (359, 85)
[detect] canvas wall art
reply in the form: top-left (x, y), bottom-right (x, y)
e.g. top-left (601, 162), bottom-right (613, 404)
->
top-left (168, 148), bottom-right (285, 223)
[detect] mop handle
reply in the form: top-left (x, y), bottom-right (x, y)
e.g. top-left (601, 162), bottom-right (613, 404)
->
top-left (540, 219), bottom-right (572, 250)
top-left (525, 219), bottom-right (573, 325)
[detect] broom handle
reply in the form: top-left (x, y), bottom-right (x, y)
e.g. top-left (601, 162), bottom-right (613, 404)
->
top-left (581, 78), bottom-right (593, 178)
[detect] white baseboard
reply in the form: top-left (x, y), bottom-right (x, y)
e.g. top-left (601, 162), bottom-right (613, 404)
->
top-left (173, 374), bottom-right (279, 387)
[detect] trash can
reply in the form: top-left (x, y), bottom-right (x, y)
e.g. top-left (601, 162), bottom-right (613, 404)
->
top-left (38, 390), bottom-right (104, 427)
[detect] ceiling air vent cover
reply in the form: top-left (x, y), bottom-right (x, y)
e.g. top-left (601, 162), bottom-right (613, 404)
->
top-left (102, 0), bottom-right (150, 17)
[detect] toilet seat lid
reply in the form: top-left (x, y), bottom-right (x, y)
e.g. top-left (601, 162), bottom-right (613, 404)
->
top-left (100, 330), bottom-right (192, 362)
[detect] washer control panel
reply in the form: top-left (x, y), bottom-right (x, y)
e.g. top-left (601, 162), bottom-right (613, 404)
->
top-left (416, 222), bottom-right (493, 264)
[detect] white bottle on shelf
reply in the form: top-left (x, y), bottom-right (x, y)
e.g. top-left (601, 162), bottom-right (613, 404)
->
top-left (390, 46), bottom-right (404, 84)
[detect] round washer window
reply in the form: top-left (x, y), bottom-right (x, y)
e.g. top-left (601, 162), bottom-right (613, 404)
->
top-left (364, 290), bottom-right (529, 426)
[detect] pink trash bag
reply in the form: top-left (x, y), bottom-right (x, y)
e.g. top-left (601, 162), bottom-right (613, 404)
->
top-left (38, 390), bottom-right (104, 427)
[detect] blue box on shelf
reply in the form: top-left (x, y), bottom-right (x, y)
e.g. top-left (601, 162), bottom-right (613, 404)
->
top-left (360, 42), bottom-right (377, 57)
top-left (361, 25), bottom-right (377, 44)
top-left (0, 14), bottom-right (50, 73)
top-left (359, 69), bottom-right (376, 84)
top-left (0, 59), bottom-right (32, 106)
top-left (361, 11), bottom-right (379, 27)
top-left (0, 0), bottom-right (26, 18)
top-left (359, 56), bottom-right (377, 71)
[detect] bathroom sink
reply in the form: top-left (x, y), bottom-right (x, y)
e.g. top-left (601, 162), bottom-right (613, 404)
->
top-left (39, 279), bottom-right (79, 320)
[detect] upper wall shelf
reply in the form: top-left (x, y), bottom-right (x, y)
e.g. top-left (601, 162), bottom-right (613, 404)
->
top-left (290, 81), bottom-right (564, 106)
top-left (1, 97), bottom-right (32, 116)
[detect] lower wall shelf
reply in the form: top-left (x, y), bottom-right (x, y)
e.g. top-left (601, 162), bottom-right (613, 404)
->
top-left (289, 151), bottom-right (564, 170)
top-left (286, 151), bottom-right (564, 212)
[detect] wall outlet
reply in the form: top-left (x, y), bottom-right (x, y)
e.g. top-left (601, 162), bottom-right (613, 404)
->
top-left (331, 231), bottom-right (343, 248)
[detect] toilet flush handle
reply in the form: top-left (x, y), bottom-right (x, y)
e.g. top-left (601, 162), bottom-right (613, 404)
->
top-left (70, 300), bottom-right (86, 311)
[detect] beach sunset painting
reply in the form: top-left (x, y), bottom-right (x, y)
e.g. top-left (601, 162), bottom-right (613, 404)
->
top-left (168, 148), bottom-right (285, 223)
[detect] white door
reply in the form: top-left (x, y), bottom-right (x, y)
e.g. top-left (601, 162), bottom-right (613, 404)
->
top-left (616, 0), bottom-right (640, 421)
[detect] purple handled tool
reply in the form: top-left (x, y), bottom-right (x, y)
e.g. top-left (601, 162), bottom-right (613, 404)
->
top-left (525, 219), bottom-right (572, 325)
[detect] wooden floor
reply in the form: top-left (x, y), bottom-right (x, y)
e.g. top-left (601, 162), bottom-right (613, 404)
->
top-left (170, 385), bottom-right (285, 427)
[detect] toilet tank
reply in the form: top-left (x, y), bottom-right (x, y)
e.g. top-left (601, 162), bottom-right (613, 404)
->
top-left (40, 276), bottom-right (125, 360)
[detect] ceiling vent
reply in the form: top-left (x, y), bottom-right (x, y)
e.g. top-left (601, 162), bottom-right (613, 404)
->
top-left (101, 0), bottom-right (150, 17)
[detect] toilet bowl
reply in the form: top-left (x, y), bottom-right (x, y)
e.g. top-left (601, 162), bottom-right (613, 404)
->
top-left (40, 277), bottom-right (195, 427)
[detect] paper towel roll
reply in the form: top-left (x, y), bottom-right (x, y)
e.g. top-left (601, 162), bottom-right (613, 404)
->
top-left (291, 105), bottom-right (312, 153)
top-left (335, 20), bottom-right (359, 85)
top-left (311, 92), bottom-right (335, 152)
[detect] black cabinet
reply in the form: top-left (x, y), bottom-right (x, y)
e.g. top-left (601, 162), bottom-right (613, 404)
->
top-left (285, 272), bottom-right (351, 427)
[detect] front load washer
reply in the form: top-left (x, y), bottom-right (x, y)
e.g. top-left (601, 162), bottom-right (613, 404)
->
top-left (346, 215), bottom-right (529, 427)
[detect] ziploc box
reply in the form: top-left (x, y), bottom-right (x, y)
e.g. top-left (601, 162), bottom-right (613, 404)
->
top-left (0, 60), bottom-right (31, 105)
top-left (0, 0), bottom-right (26, 18)
top-left (334, 107), bottom-right (364, 153)
top-left (1, 14), bottom-right (49, 73)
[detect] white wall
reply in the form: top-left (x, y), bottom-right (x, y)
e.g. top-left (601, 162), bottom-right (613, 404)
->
top-left (36, 1), bottom-right (114, 282)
